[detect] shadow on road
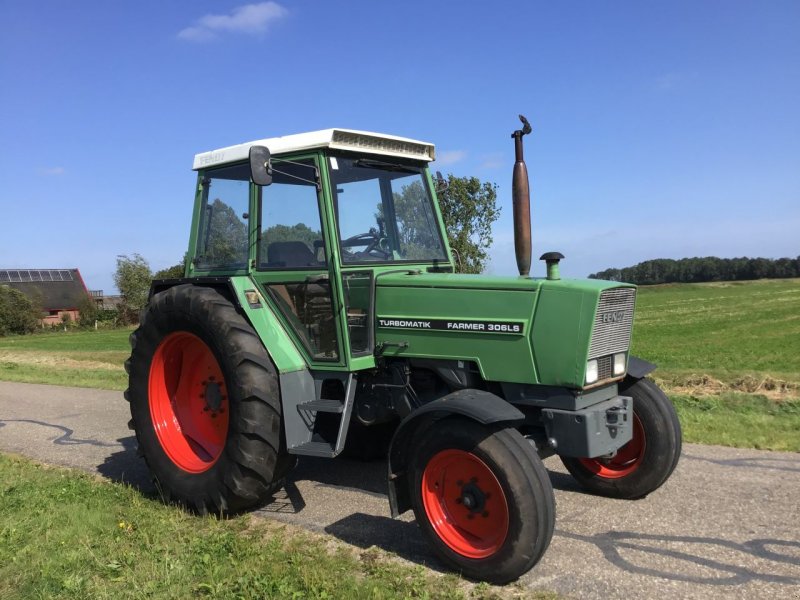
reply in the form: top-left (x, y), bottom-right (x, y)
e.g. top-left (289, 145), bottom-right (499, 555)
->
top-left (96, 435), bottom-right (157, 495)
top-left (683, 452), bottom-right (800, 473)
top-left (558, 529), bottom-right (800, 585)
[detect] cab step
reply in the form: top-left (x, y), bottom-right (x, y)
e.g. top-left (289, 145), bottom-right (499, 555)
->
top-left (286, 373), bottom-right (356, 458)
top-left (297, 399), bottom-right (344, 413)
top-left (290, 440), bottom-right (338, 458)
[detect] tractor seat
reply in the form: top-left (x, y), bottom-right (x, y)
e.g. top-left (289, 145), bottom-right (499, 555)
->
top-left (266, 241), bottom-right (319, 268)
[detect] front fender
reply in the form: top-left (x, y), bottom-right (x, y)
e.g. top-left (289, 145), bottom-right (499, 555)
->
top-left (387, 389), bottom-right (524, 517)
top-left (627, 355), bottom-right (657, 379)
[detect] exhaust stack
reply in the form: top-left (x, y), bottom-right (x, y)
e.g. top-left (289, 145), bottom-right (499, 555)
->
top-left (511, 115), bottom-right (532, 276)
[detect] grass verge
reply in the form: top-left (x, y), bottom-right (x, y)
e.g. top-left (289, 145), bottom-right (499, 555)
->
top-left (0, 329), bottom-right (131, 390)
top-left (671, 393), bottom-right (800, 452)
top-left (0, 453), bottom-right (550, 600)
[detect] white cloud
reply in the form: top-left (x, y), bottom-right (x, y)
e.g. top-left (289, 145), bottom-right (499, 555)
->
top-left (178, 2), bottom-right (288, 42)
top-left (39, 166), bottom-right (65, 176)
top-left (478, 152), bottom-right (504, 170)
top-left (437, 150), bottom-right (466, 166)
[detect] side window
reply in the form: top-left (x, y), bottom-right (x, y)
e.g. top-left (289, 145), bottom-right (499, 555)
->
top-left (195, 164), bottom-right (250, 271)
top-left (259, 159), bottom-right (325, 269)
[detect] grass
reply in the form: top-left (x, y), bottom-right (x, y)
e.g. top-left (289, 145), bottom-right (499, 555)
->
top-left (0, 328), bottom-right (131, 390)
top-left (630, 278), bottom-right (800, 451)
top-left (0, 453), bottom-right (546, 600)
top-left (632, 278), bottom-right (800, 388)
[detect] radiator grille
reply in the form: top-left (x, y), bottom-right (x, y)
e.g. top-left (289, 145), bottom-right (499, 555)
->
top-left (588, 288), bottom-right (636, 360)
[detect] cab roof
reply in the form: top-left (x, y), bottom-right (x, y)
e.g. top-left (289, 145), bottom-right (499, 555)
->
top-left (193, 128), bottom-right (436, 170)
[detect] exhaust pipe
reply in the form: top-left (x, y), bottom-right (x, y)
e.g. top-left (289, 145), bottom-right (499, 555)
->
top-left (511, 115), bottom-right (532, 276)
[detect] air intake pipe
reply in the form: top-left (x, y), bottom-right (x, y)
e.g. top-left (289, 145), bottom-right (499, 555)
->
top-left (511, 115), bottom-right (532, 276)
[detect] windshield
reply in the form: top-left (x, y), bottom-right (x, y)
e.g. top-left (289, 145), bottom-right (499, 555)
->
top-left (329, 155), bottom-right (448, 264)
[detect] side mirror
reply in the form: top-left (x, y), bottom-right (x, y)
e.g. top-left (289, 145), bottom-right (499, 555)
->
top-left (249, 145), bottom-right (272, 186)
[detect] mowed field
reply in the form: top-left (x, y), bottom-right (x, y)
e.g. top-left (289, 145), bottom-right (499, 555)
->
top-left (0, 278), bottom-right (798, 449)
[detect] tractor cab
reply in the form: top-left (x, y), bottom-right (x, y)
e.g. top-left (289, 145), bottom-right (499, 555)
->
top-left (187, 129), bottom-right (451, 371)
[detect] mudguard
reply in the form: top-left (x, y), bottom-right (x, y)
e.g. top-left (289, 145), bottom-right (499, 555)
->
top-left (387, 389), bottom-right (524, 517)
top-left (627, 355), bottom-right (657, 379)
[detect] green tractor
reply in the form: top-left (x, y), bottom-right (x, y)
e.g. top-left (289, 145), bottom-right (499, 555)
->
top-left (126, 117), bottom-right (681, 583)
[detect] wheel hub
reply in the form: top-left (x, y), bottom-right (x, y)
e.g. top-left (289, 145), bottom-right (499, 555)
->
top-left (203, 380), bottom-right (224, 413)
top-left (459, 481), bottom-right (487, 514)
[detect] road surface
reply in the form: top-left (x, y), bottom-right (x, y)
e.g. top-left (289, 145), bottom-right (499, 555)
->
top-left (1, 381), bottom-right (798, 599)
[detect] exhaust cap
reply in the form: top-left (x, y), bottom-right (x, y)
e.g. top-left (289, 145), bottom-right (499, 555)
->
top-left (540, 252), bottom-right (565, 280)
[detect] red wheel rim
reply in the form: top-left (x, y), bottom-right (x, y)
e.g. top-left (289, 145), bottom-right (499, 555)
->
top-left (149, 332), bottom-right (229, 473)
top-left (421, 449), bottom-right (509, 559)
top-left (578, 414), bottom-right (646, 479)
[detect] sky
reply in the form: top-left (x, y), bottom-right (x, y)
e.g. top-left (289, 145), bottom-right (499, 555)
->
top-left (1, 0), bottom-right (798, 292)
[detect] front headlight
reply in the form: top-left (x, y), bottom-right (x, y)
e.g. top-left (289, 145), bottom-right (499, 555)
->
top-left (613, 352), bottom-right (627, 376)
top-left (585, 359), bottom-right (599, 385)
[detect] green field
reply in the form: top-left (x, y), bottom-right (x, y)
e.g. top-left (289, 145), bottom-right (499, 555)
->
top-left (0, 279), bottom-right (798, 449)
top-left (0, 328), bottom-right (131, 390)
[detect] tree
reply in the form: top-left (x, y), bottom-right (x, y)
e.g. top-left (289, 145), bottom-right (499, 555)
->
top-left (0, 285), bottom-right (39, 336)
top-left (436, 174), bottom-right (501, 274)
top-left (153, 253), bottom-right (188, 280)
top-left (114, 254), bottom-right (152, 324)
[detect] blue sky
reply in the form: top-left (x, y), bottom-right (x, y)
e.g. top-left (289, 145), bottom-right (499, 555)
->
top-left (1, 1), bottom-right (798, 292)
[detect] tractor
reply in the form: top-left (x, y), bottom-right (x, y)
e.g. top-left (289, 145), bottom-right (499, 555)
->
top-left (126, 117), bottom-right (681, 583)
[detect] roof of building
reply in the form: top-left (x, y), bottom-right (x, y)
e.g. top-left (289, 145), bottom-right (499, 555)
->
top-left (193, 128), bottom-right (436, 170)
top-left (0, 269), bottom-right (90, 311)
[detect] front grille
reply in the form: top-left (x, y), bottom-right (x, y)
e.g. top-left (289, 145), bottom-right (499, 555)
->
top-left (588, 287), bottom-right (636, 360)
top-left (596, 355), bottom-right (613, 380)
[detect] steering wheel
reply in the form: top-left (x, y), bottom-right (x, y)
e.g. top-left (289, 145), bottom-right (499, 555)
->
top-left (341, 229), bottom-right (391, 259)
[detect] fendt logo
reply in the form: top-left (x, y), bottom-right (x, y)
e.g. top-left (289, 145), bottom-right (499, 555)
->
top-left (600, 310), bottom-right (625, 324)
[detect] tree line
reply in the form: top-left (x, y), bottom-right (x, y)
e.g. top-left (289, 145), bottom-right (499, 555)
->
top-left (589, 256), bottom-right (800, 285)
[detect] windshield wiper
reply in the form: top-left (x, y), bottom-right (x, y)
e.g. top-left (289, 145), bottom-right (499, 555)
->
top-left (353, 158), bottom-right (420, 173)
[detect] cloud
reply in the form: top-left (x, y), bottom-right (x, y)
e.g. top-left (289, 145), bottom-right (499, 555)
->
top-left (437, 150), bottom-right (466, 166)
top-left (178, 2), bottom-right (288, 42)
top-left (39, 166), bottom-right (65, 176)
top-left (478, 153), bottom-right (504, 170)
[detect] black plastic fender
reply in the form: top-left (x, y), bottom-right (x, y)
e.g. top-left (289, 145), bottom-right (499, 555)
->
top-left (627, 356), bottom-right (657, 379)
top-left (387, 389), bottom-right (524, 517)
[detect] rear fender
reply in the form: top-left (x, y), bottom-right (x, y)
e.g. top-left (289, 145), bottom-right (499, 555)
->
top-left (148, 277), bottom-right (307, 374)
top-left (387, 389), bottom-right (524, 517)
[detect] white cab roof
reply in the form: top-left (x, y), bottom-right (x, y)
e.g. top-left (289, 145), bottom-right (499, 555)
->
top-left (193, 128), bottom-right (436, 170)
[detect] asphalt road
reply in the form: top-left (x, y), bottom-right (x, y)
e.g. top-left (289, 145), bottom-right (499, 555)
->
top-left (1, 380), bottom-right (798, 599)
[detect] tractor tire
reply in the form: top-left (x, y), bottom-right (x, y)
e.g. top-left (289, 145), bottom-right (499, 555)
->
top-left (561, 377), bottom-right (682, 499)
top-left (408, 417), bottom-right (555, 584)
top-left (125, 284), bottom-right (295, 514)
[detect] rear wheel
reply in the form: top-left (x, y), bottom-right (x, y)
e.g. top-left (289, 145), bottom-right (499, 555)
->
top-left (409, 418), bottom-right (555, 584)
top-left (561, 377), bottom-right (681, 499)
top-left (126, 284), bottom-right (295, 514)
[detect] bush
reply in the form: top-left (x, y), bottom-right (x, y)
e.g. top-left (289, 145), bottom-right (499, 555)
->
top-left (77, 295), bottom-right (99, 329)
top-left (0, 285), bottom-right (40, 336)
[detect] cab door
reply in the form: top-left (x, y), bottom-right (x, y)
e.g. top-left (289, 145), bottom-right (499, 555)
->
top-left (249, 155), bottom-right (345, 368)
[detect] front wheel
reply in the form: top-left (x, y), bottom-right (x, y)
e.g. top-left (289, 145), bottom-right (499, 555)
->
top-left (561, 377), bottom-right (682, 499)
top-left (409, 418), bottom-right (555, 584)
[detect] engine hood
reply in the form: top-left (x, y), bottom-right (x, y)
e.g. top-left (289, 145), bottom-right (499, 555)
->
top-left (374, 271), bottom-right (636, 388)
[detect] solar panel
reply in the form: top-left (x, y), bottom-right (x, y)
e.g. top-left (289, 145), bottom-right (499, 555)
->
top-left (0, 269), bottom-right (75, 282)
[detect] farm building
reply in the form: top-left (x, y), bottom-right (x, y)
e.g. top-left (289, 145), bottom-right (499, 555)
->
top-left (0, 268), bottom-right (91, 325)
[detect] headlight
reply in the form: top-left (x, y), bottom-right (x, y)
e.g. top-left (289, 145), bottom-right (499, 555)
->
top-left (585, 359), bottom-right (599, 384)
top-left (613, 352), bottom-right (626, 376)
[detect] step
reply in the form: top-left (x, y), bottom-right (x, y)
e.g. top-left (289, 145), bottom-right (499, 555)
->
top-left (297, 399), bottom-right (345, 413)
top-left (290, 440), bottom-right (337, 458)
